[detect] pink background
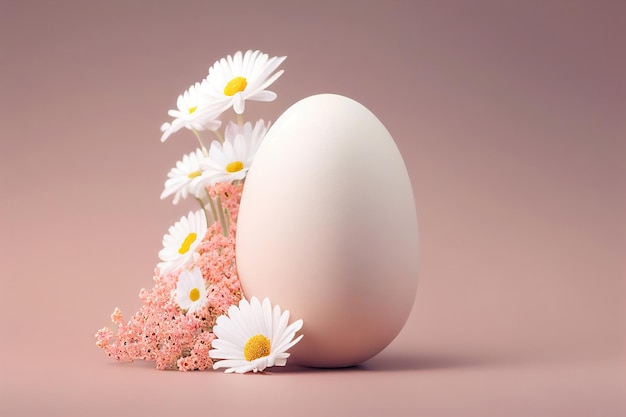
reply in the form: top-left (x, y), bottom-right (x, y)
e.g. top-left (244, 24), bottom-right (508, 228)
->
top-left (1, 1), bottom-right (624, 416)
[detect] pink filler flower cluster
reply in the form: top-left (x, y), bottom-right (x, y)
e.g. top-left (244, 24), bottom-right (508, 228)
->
top-left (96, 183), bottom-right (244, 371)
top-left (96, 183), bottom-right (243, 371)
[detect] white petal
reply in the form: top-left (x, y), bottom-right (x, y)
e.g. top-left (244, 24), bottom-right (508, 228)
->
top-left (211, 294), bottom-right (302, 374)
top-left (214, 317), bottom-right (247, 345)
top-left (212, 359), bottom-right (248, 370)
top-left (234, 364), bottom-right (257, 374)
top-left (262, 298), bottom-right (273, 341)
top-left (272, 309), bottom-right (290, 346)
top-left (273, 357), bottom-right (288, 367)
top-left (249, 297), bottom-right (266, 336)
top-left (249, 90), bottom-right (277, 102)
top-left (273, 320), bottom-right (304, 352)
top-left (211, 338), bottom-right (244, 353)
top-left (273, 333), bottom-right (304, 356)
top-left (233, 92), bottom-right (245, 114)
top-left (208, 349), bottom-right (245, 360)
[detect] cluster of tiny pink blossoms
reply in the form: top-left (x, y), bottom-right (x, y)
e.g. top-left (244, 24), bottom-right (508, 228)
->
top-left (96, 184), bottom-right (243, 371)
top-left (96, 50), bottom-right (286, 371)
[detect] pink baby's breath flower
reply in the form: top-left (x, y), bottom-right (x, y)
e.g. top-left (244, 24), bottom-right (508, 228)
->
top-left (177, 331), bottom-right (216, 371)
top-left (95, 327), bottom-right (113, 348)
top-left (110, 308), bottom-right (123, 324)
top-left (96, 182), bottom-right (244, 371)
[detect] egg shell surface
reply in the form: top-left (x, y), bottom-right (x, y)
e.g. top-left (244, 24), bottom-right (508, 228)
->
top-left (236, 94), bottom-right (419, 367)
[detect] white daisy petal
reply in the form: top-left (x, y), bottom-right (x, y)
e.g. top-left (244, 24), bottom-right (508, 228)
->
top-left (174, 267), bottom-right (207, 315)
top-left (228, 300), bottom-right (254, 338)
top-left (273, 309), bottom-right (290, 346)
top-left (210, 338), bottom-right (244, 353)
top-left (272, 304), bottom-right (282, 343)
top-left (274, 357), bottom-right (288, 367)
top-left (233, 93), bottom-right (245, 114)
top-left (210, 297), bottom-right (304, 374)
top-left (208, 139), bottom-right (228, 163)
top-left (157, 210), bottom-right (207, 276)
top-left (208, 349), bottom-right (244, 360)
top-left (262, 298), bottom-right (273, 340)
top-left (160, 148), bottom-right (215, 204)
top-left (256, 68), bottom-right (284, 90)
top-left (212, 359), bottom-right (248, 369)
top-left (250, 357), bottom-right (269, 372)
top-left (274, 319), bottom-right (304, 350)
top-left (251, 90), bottom-right (278, 102)
top-left (204, 50), bottom-right (286, 115)
top-left (160, 118), bottom-right (185, 142)
top-left (216, 313), bottom-right (249, 344)
top-left (237, 298), bottom-right (257, 336)
top-left (234, 364), bottom-right (257, 374)
top-left (160, 80), bottom-right (224, 142)
top-left (249, 297), bottom-right (266, 337)
top-left (274, 333), bottom-right (304, 357)
top-left (200, 120), bottom-right (269, 185)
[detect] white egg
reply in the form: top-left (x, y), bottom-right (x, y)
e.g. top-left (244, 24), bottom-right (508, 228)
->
top-left (236, 94), bottom-right (419, 367)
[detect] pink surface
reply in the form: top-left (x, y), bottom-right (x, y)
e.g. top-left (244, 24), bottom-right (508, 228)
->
top-left (1, 1), bottom-right (624, 416)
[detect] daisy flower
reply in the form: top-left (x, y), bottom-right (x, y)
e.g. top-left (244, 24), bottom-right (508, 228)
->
top-left (160, 148), bottom-right (214, 204)
top-left (174, 267), bottom-right (208, 315)
top-left (200, 120), bottom-right (268, 184)
top-left (160, 80), bottom-right (223, 142)
top-left (204, 50), bottom-right (286, 114)
top-left (157, 210), bottom-right (207, 276)
top-left (209, 297), bottom-right (304, 373)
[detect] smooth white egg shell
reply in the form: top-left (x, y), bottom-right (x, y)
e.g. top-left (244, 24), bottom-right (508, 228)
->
top-left (236, 94), bottom-right (419, 367)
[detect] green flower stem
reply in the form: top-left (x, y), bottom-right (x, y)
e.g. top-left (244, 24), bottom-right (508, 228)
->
top-left (205, 191), bottom-right (219, 223)
top-left (216, 195), bottom-right (229, 237)
top-left (213, 129), bottom-right (224, 144)
top-left (192, 129), bottom-right (209, 155)
top-left (194, 197), bottom-right (211, 227)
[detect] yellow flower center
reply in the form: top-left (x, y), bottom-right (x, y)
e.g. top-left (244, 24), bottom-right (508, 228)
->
top-left (223, 76), bottom-right (248, 96)
top-left (243, 334), bottom-right (271, 362)
top-left (225, 161), bottom-right (244, 173)
top-left (178, 232), bottom-right (197, 254)
top-left (187, 170), bottom-right (202, 179)
top-left (189, 287), bottom-right (200, 302)
top-left (188, 106), bottom-right (197, 114)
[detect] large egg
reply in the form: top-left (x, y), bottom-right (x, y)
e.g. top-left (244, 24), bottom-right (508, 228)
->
top-left (236, 94), bottom-right (419, 367)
